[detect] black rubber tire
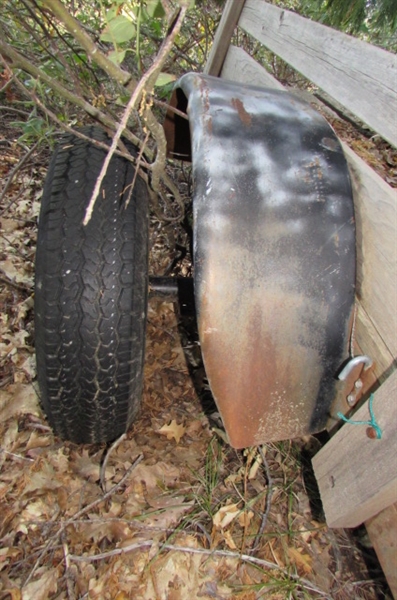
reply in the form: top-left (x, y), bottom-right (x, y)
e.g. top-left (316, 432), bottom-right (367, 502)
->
top-left (35, 126), bottom-right (149, 444)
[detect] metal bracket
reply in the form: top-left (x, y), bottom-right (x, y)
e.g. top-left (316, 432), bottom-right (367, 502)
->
top-left (338, 355), bottom-right (373, 407)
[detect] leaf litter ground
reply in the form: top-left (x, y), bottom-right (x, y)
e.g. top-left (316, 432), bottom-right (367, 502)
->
top-left (0, 111), bottom-right (394, 600)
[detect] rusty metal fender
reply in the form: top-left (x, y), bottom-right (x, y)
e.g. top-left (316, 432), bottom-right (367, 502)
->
top-left (165, 73), bottom-right (356, 448)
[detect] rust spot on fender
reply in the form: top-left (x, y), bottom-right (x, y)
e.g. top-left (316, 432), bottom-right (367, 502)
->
top-left (198, 242), bottom-right (326, 448)
top-left (231, 98), bottom-right (252, 127)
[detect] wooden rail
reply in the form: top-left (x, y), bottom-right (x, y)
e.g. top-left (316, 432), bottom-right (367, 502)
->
top-left (206, 1), bottom-right (397, 595)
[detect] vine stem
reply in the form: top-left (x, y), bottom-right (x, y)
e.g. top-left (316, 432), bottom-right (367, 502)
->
top-left (83, 5), bottom-right (188, 226)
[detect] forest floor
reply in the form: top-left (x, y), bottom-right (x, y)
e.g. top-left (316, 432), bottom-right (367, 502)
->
top-left (0, 100), bottom-right (395, 600)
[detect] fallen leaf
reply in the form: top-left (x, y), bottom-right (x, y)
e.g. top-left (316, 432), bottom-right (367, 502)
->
top-left (248, 455), bottom-right (262, 479)
top-left (287, 546), bottom-right (312, 574)
top-left (22, 463), bottom-right (62, 495)
top-left (158, 420), bottom-right (186, 443)
top-left (213, 503), bottom-right (240, 529)
top-left (0, 259), bottom-right (33, 286)
top-left (223, 529), bottom-right (237, 550)
top-left (22, 567), bottom-right (60, 600)
top-left (0, 383), bottom-right (41, 421)
top-left (238, 510), bottom-right (254, 528)
top-left (2, 590), bottom-right (21, 600)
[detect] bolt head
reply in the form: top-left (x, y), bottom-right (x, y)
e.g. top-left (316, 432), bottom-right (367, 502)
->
top-left (354, 379), bottom-right (363, 390)
top-left (347, 393), bottom-right (356, 406)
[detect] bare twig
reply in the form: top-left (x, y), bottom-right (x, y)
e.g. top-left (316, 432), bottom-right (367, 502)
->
top-left (100, 433), bottom-right (127, 492)
top-left (0, 448), bottom-right (34, 462)
top-left (251, 445), bottom-right (274, 553)
top-left (153, 97), bottom-right (188, 120)
top-left (0, 106), bottom-right (31, 117)
top-left (83, 5), bottom-right (188, 225)
top-left (124, 131), bottom-right (150, 209)
top-left (0, 274), bottom-right (32, 293)
top-left (0, 140), bottom-right (40, 205)
top-left (61, 532), bottom-right (76, 600)
top-left (41, 0), bottom-right (135, 89)
top-left (0, 43), bottom-right (133, 141)
top-left (23, 453), bottom-right (144, 588)
top-left (68, 541), bottom-right (331, 597)
top-left (17, 83), bottom-right (147, 165)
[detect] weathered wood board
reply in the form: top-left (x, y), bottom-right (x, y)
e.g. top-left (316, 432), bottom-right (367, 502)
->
top-left (221, 44), bottom-right (284, 89)
top-left (342, 144), bottom-right (397, 366)
top-left (204, 0), bottom-right (244, 77)
top-left (312, 370), bottom-right (397, 528)
top-left (239, 1), bottom-right (397, 148)
top-left (205, 0), bottom-right (397, 582)
top-left (366, 502), bottom-right (397, 599)
top-left (218, 41), bottom-right (397, 377)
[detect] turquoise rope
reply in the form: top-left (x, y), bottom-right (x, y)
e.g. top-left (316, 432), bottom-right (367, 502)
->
top-left (337, 394), bottom-right (382, 439)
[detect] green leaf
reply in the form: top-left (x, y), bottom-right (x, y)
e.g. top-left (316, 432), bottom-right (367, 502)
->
top-left (107, 49), bottom-right (126, 65)
top-left (155, 72), bottom-right (177, 87)
top-left (104, 7), bottom-right (118, 23)
top-left (145, 0), bottom-right (166, 19)
top-left (100, 15), bottom-right (136, 44)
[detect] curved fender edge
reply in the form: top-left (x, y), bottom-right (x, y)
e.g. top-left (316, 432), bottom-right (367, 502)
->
top-left (170, 73), bottom-right (356, 448)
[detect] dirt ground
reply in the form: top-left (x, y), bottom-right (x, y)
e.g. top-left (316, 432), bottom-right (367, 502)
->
top-left (0, 107), bottom-right (394, 599)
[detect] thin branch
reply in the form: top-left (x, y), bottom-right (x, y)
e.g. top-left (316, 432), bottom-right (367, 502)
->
top-left (100, 433), bottom-right (127, 492)
top-left (83, 6), bottom-right (188, 225)
top-left (251, 445), bottom-right (274, 553)
top-left (153, 97), bottom-right (188, 120)
top-left (68, 541), bottom-right (331, 597)
top-left (14, 81), bottom-right (149, 167)
top-left (125, 131), bottom-right (150, 209)
top-left (0, 106), bottom-right (31, 117)
top-left (61, 532), bottom-right (76, 600)
top-left (25, 0), bottom-right (102, 92)
top-left (0, 140), bottom-right (40, 205)
top-left (0, 42), bottom-right (134, 143)
top-left (23, 454), bottom-right (144, 588)
top-left (0, 274), bottom-right (32, 293)
top-left (40, 0), bottom-right (136, 89)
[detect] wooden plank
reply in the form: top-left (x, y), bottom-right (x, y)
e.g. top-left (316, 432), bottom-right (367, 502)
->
top-left (366, 503), bottom-right (397, 599)
top-left (220, 46), bottom-right (397, 364)
top-left (355, 302), bottom-right (396, 381)
top-left (204, 0), bottom-right (244, 76)
top-left (328, 303), bottom-right (395, 431)
top-left (222, 46), bottom-right (347, 120)
top-left (239, 1), bottom-right (397, 147)
top-left (312, 370), bottom-right (397, 528)
top-left (221, 44), bottom-right (284, 89)
top-left (343, 143), bottom-right (397, 360)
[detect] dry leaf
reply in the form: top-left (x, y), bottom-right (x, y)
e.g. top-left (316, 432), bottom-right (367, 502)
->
top-left (213, 503), bottom-right (240, 529)
top-left (223, 529), bottom-right (237, 550)
top-left (288, 547), bottom-right (313, 574)
top-left (0, 383), bottom-right (41, 421)
top-left (248, 455), bottom-right (262, 479)
top-left (22, 567), bottom-right (60, 599)
top-left (0, 259), bottom-right (33, 286)
top-left (2, 590), bottom-right (21, 600)
top-left (238, 510), bottom-right (254, 528)
top-left (158, 420), bottom-right (186, 443)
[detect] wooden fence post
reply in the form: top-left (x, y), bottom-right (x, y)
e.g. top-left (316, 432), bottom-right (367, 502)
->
top-left (204, 0), bottom-right (244, 76)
